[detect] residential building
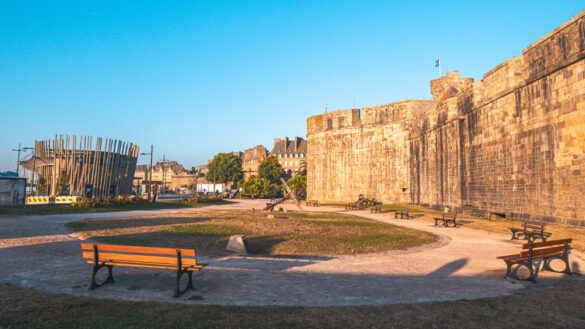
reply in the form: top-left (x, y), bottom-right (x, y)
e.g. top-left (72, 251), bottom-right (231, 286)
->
top-left (271, 137), bottom-right (306, 176)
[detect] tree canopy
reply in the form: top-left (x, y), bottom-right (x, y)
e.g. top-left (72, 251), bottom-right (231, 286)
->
top-left (206, 153), bottom-right (243, 184)
top-left (242, 175), bottom-right (281, 198)
top-left (258, 155), bottom-right (284, 185)
top-left (55, 170), bottom-right (70, 196)
top-left (287, 160), bottom-right (307, 199)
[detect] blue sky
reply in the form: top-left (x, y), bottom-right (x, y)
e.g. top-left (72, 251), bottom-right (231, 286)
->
top-left (1, 1), bottom-right (583, 171)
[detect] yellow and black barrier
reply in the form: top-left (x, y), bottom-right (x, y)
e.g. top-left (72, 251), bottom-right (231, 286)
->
top-left (26, 196), bottom-right (53, 204)
top-left (55, 196), bottom-right (80, 204)
top-left (26, 196), bottom-right (80, 205)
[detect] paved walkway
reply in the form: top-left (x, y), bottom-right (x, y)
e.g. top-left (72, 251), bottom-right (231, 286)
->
top-left (0, 200), bottom-right (584, 306)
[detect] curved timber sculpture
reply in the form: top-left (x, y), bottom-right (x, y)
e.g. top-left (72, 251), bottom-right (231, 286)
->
top-left (21, 134), bottom-right (140, 198)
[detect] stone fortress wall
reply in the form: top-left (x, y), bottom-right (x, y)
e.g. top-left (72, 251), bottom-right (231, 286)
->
top-left (307, 11), bottom-right (585, 226)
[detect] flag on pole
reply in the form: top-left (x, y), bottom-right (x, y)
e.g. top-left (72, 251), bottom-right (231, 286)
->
top-left (435, 58), bottom-right (440, 67)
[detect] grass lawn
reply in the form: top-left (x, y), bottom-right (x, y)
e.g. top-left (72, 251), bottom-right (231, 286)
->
top-left (65, 210), bottom-right (438, 257)
top-left (1, 282), bottom-right (584, 329)
top-left (0, 199), bottom-right (230, 216)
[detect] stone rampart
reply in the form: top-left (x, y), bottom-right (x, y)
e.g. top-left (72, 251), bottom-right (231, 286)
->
top-left (307, 11), bottom-right (585, 226)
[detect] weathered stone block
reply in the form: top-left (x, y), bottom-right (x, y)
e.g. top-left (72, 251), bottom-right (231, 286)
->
top-left (226, 235), bottom-right (250, 255)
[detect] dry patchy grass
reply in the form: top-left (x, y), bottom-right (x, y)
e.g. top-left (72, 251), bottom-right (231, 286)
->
top-left (1, 282), bottom-right (585, 328)
top-left (65, 210), bottom-right (438, 257)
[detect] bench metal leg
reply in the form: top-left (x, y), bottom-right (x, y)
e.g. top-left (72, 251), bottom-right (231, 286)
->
top-left (174, 270), bottom-right (194, 297)
top-left (542, 255), bottom-right (571, 275)
top-left (89, 263), bottom-right (114, 290)
top-left (504, 260), bottom-right (536, 281)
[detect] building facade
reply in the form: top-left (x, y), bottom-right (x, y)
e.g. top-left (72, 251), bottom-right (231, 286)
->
top-left (271, 137), bottom-right (307, 176)
top-left (135, 161), bottom-right (197, 192)
top-left (241, 145), bottom-right (268, 180)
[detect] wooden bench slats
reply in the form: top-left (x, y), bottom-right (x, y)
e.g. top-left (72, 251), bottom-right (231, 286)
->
top-left (81, 242), bottom-right (206, 297)
top-left (395, 208), bottom-right (409, 219)
top-left (522, 238), bottom-right (572, 249)
top-left (497, 238), bottom-right (571, 281)
top-left (518, 246), bottom-right (567, 258)
top-left (81, 243), bottom-right (196, 257)
top-left (86, 260), bottom-right (205, 271)
top-left (500, 251), bottom-right (565, 263)
top-left (434, 212), bottom-right (457, 227)
top-left (82, 251), bottom-right (198, 267)
top-left (509, 221), bottom-right (551, 242)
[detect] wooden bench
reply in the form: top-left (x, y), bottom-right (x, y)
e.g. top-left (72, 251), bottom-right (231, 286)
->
top-left (306, 200), bottom-right (319, 207)
top-left (371, 204), bottom-right (382, 213)
top-left (394, 208), bottom-right (409, 219)
top-left (509, 220), bottom-right (552, 243)
top-left (81, 243), bottom-right (207, 297)
top-left (434, 212), bottom-right (457, 227)
top-left (497, 239), bottom-right (572, 281)
top-left (345, 202), bottom-right (357, 210)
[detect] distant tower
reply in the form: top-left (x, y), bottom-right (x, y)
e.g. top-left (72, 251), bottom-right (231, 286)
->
top-left (324, 104), bottom-right (327, 113)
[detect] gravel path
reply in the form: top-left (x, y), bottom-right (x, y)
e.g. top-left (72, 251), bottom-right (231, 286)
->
top-left (0, 199), bottom-right (583, 306)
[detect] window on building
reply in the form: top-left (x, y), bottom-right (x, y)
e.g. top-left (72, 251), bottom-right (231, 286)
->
top-left (284, 161), bottom-right (288, 166)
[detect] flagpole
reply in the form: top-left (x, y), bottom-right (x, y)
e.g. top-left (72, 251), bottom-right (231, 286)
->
top-left (439, 60), bottom-right (442, 77)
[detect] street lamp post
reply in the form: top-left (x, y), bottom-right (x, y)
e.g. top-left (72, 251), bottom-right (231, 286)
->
top-left (140, 144), bottom-right (153, 201)
top-left (12, 144), bottom-right (34, 176)
top-left (158, 154), bottom-right (172, 194)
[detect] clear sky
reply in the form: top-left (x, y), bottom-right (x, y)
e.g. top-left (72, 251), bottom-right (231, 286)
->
top-left (1, 1), bottom-right (583, 171)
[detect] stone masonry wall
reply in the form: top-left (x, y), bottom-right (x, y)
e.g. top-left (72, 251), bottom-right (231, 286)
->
top-left (307, 11), bottom-right (585, 226)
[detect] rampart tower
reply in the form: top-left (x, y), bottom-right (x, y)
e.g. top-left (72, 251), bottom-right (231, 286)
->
top-left (307, 11), bottom-right (585, 226)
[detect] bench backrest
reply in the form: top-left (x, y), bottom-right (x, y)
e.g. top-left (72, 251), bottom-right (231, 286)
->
top-left (521, 221), bottom-right (545, 231)
top-left (81, 243), bottom-right (199, 268)
top-left (400, 208), bottom-right (409, 213)
top-left (442, 212), bottom-right (456, 219)
top-left (520, 239), bottom-right (572, 258)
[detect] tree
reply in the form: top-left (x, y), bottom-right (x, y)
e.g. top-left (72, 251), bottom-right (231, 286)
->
top-left (242, 175), bottom-right (281, 198)
top-left (37, 176), bottom-right (47, 195)
top-left (55, 170), bottom-right (70, 195)
top-left (242, 175), bottom-right (266, 197)
top-left (206, 153), bottom-right (243, 185)
top-left (258, 155), bottom-right (284, 185)
top-left (287, 160), bottom-right (307, 199)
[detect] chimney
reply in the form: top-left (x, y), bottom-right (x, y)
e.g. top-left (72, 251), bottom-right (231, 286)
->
top-left (285, 137), bottom-right (289, 152)
top-left (295, 137), bottom-right (301, 152)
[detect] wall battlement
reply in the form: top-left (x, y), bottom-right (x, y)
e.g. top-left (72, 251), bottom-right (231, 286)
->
top-left (307, 11), bottom-right (585, 226)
